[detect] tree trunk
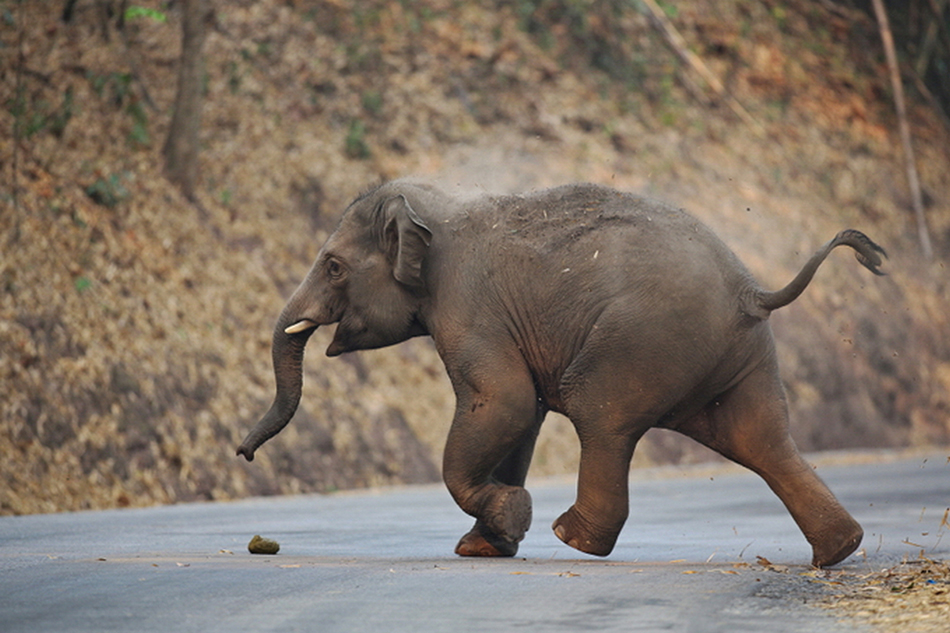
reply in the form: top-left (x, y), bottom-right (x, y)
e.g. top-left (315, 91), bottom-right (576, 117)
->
top-left (163, 0), bottom-right (208, 201)
top-left (871, 0), bottom-right (934, 259)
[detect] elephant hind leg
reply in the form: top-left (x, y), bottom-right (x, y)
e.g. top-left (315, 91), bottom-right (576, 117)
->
top-left (679, 361), bottom-right (863, 567)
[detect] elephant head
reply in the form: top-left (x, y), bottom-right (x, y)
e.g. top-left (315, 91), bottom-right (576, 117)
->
top-left (236, 189), bottom-right (433, 461)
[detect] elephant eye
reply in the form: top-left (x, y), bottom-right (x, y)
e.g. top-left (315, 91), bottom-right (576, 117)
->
top-left (326, 258), bottom-right (345, 280)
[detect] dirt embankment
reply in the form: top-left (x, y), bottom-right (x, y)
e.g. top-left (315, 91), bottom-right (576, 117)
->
top-left (2, 0), bottom-right (949, 516)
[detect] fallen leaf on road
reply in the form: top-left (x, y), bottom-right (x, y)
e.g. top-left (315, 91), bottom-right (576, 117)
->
top-left (755, 556), bottom-right (789, 573)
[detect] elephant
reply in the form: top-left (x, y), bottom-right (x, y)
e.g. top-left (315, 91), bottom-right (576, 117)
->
top-left (238, 179), bottom-right (886, 568)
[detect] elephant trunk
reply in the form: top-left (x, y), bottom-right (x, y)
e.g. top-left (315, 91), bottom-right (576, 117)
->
top-left (236, 315), bottom-right (317, 461)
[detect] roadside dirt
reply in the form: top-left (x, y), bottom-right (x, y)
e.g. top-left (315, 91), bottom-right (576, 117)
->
top-left (2, 0), bottom-right (949, 524)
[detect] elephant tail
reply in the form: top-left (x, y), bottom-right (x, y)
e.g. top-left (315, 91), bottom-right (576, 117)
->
top-left (753, 229), bottom-right (887, 314)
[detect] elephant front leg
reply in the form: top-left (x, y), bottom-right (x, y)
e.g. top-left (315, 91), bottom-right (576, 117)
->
top-left (552, 437), bottom-right (638, 556)
top-left (453, 487), bottom-right (534, 557)
top-left (454, 423), bottom-right (542, 556)
top-left (442, 356), bottom-right (543, 558)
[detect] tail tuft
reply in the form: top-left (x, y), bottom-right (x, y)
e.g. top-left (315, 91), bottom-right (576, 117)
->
top-left (833, 230), bottom-right (887, 277)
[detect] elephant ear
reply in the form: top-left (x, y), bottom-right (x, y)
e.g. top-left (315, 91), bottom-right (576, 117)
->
top-left (380, 194), bottom-right (432, 290)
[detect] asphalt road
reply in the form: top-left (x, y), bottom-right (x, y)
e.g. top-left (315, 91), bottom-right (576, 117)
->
top-left (2, 451), bottom-right (947, 632)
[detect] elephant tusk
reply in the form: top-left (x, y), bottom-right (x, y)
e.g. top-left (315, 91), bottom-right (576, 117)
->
top-left (284, 319), bottom-right (318, 334)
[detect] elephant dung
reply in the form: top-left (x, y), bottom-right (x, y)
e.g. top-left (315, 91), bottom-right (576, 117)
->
top-left (247, 534), bottom-right (280, 555)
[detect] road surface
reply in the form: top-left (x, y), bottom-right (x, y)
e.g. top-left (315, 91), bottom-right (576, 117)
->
top-left (1, 450), bottom-right (947, 632)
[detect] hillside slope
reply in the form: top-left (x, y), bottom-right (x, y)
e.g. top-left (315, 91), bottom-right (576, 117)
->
top-left (2, 0), bottom-right (949, 515)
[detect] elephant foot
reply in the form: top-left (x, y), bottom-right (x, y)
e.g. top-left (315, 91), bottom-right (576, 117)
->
top-left (810, 518), bottom-right (863, 568)
top-left (455, 523), bottom-right (519, 557)
top-left (552, 505), bottom-right (619, 557)
top-left (456, 486), bottom-right (532, 557)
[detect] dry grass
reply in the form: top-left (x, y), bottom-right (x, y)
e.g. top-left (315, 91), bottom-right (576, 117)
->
top-left (819, 555), bottom-right (950, 632)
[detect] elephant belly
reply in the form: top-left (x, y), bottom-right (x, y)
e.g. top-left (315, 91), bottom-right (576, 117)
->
top-left (552, 296), bottom-right (768, 435)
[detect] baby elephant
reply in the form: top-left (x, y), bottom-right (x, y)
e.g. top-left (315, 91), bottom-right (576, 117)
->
top-left (238, 180), bottom-right (886, 567)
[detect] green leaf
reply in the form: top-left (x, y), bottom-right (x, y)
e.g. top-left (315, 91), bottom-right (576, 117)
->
top-left (345, 119), bottom-right (371, 160)
top-left (75, 277), bottom-right (92, 294)
top-left (124, 6), bottom-right (167, 23)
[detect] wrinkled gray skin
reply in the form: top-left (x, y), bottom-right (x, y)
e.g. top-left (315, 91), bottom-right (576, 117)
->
top-left (238, 180), bottom-right (887, 567)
